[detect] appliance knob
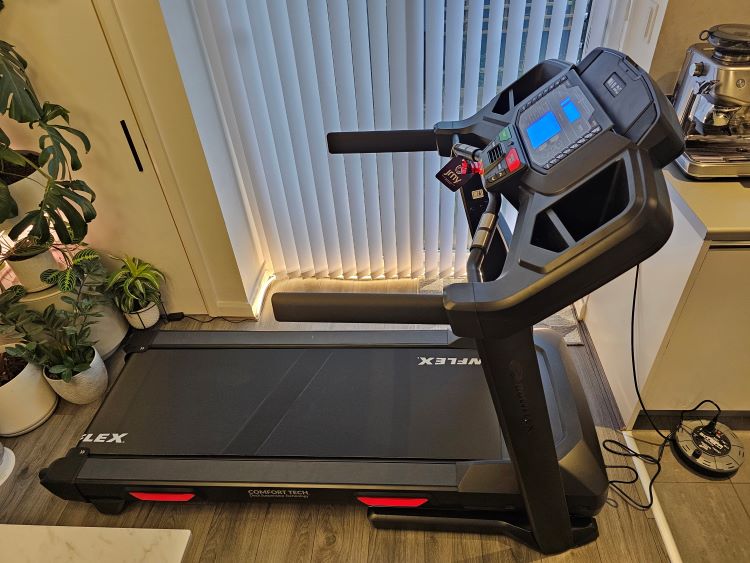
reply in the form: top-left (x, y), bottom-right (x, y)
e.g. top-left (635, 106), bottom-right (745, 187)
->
top-left (692, 62), bottom-right (705, 77)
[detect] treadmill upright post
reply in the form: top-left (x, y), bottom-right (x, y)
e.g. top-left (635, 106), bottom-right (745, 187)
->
top-left (475, 327), bottom-right (575, 554)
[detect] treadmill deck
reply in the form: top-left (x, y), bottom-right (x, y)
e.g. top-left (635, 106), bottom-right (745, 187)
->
top-left (81, 330), bottom-right (574, 462)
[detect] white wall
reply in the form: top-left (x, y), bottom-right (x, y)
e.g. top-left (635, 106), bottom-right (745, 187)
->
top-left (649, 1), bottom-right (750, 94)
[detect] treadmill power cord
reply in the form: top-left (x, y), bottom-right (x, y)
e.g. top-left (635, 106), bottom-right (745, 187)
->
top-left (165, 312), bottom-right (253, 324)
top-left (602, 264), bottom-right (723, 510)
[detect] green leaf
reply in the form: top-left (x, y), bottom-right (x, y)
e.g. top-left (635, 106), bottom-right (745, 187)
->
top-left (0, 41), bottom-right (42, 122)
top-left (72, 248), bottom-right (98, 264)
top-left (40, 269), bottom-right (60, 284)
top-left (40, 102), bottom-right (69, 124)
top-left (26, 209), bottom-right (51, 243)
top-left (51, 197), bottom-right (86, 241)
top-left (63, 179), bottom-right (96, 203)
top-left (60, 188), bottom-right (96, 222)
top-left (56, 125), bottom-right (91, 152)
top-left (47, 209), bottom-right (72, 244)
top-left (0, 147), bottom-right (26, 166)
top-left (56, 268), bottom-right (76, 292)
top-left (7, 210), bottom-right (41, 240)
top-left (47, 365), bottom-right (67, 374)
top-left (0, 180), bottom-right (18, 222)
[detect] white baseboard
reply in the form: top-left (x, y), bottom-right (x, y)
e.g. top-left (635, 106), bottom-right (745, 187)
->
top-left (622, 431), bottom-right (682, 563)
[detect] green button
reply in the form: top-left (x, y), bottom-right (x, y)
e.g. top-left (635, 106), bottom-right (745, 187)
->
top-left (497, 127), bottom-right (512, 141)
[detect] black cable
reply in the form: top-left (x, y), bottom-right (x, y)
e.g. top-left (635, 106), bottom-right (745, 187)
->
top-left (163, 311), bottom-right (253, 324)
top-left (183, 315), bottom-right (252, 324)
top-left (602, 438), bottom-right (666, 510)
top-left (629, 265), bottom-right (669, 440)
top-left (603, 263), bottom-right (723, 510)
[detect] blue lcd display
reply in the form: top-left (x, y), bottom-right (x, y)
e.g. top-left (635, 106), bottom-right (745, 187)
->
top-left (560, 97), bottom-right (581, 123)
top-left (526, 112), bottom-right (561, 149)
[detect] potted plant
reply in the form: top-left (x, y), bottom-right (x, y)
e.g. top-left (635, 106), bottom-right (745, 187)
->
top-left (0, 286), bottom-right (57, 434)
top-left (39, 248), bottom-right (127, 360)
top-left (0, 281), bottom-right (108, 405)
top-left (0, 39), bottom-right (96, 261)
top-left (106, 256), bottom-right (164, 329)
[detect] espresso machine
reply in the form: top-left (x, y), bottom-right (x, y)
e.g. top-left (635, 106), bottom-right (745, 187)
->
top-left (672, 24), bottom-right (750, 178)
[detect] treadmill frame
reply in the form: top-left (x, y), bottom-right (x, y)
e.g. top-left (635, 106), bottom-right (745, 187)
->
top-left (41, 328), bottom-right (606, 553)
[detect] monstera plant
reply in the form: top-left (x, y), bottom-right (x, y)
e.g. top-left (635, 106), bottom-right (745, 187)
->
top-left (0, 38), bottom-right (96, 246)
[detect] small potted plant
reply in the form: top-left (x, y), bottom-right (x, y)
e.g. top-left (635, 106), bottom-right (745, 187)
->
top-left (39, 248), bottom-right (128, 359)
top-left (106, 256), bottom-right (164, 329)
top-left (0, 287), bottom-right (58, 433)
top-left (0, 277), bottom-right (108, 405)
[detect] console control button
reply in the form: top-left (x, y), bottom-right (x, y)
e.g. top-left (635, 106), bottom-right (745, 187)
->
top-left (497, 127), bottom-right (512, 142)
top-left (505, 148), bottom-right (522, 172)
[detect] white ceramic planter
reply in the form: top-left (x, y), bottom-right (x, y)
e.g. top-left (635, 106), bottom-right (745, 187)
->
top-left (44, 348), bottom-right (108, 405)
top-left (0, 444), bottom-right (15, 486)
top-left (0, 360), bottom-right (58, 437)
top-left (124, 302), bottom-right (160, 330)
top-left (89, 302), bottom-right (129, 359)
top-left (5, 250), bottom-right (59, 292)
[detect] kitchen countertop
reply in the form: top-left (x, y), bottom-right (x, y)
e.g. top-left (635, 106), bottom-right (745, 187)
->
top-left (664, 165), bottom-right (750, 241)
top-left (0, 525), bottom-right (191, 563)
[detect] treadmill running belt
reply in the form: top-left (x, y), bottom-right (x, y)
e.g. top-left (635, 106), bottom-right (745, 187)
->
top-left (82, 345), bottom-right (566, 460)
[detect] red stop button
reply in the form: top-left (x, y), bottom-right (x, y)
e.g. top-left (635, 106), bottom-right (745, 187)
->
top-left (505, 148), bottom-right (521, 172)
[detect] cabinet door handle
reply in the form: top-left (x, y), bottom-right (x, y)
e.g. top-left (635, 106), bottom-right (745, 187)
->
top-left (120, 119), bottom-right (144, 172)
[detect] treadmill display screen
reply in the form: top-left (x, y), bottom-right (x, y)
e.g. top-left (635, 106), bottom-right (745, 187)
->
top-left (517, 80), bottom-right (600, 171)
top-left (527, 112), bottom-right (562, 149)
top-left (561, 97), bottom-right (581, 123)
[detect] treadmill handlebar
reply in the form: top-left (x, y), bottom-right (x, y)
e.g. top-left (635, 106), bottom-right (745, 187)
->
top-left (272, 292), bottom-right (448, 325)
top-left (327, 129), bottom-right (437, 154)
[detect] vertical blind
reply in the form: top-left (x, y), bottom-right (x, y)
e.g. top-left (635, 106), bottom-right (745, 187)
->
top-left (191, 0), bottom-right (592, 279)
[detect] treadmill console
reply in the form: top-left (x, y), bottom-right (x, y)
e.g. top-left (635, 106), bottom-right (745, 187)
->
top-left (481, 77), bottom-right (607, 192)
top-left (479, 72), bottom-right (614, 195)
top-left (516, 78), bottom-right (602, 171)
top-left (433, 48), bottom-right (685, 338)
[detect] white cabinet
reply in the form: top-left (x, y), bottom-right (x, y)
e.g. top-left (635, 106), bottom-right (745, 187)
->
top-left (581, 168), bottom-right (750, 426)
top-left (0, 1), bottom-right (206, 313)
top-left (643, 247), bottom-right (750, 412)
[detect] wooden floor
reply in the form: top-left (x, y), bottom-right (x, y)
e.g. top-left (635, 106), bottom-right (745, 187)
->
top-left (0, 279), bottom-right (669, 562)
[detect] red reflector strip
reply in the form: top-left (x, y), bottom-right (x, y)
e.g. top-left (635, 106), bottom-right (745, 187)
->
top-left (356, 496), bottom-right (428, 508)
top-left (129, 492), bottom-right (195, 502)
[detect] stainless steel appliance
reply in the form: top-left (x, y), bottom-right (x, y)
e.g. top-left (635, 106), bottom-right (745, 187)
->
top-left (672, 24), bottom-right (750, 178)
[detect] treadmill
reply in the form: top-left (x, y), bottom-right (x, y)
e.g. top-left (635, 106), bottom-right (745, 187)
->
top-left (40, 48), bottom-right (684, 554)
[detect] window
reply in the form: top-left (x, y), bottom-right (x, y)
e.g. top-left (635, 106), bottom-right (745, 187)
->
top-left (162, 0), bottom-right (594, 280)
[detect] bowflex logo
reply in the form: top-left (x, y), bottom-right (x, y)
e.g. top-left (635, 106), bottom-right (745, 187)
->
top-left (80, 433), bottom-right (128, 444)
top-left (418, 356), bottom-right (481, 366)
